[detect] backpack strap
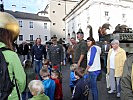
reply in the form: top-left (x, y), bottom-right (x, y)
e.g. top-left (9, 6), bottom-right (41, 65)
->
top-left (0, 47), bottom-right (11, 51)
top-left (13, 72), bottom-right (21, 100)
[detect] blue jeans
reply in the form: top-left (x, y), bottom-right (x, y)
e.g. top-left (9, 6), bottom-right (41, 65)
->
top-left (89, 72), bottom-right (99, 100)
top-left (35, 60), bottom-right (42, 80)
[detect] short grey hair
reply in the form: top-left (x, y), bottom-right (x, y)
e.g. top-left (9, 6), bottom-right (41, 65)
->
top-left (111, 39), bottom-right (119, 45)
top-left (28, 80), bottom-right (44, 95)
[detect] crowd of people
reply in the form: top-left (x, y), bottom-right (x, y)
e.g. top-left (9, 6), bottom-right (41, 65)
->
top-left (1, 11), bottom-right (133, 100)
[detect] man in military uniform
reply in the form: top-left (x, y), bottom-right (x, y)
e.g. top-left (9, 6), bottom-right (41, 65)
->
top-left (74, 31), bottom-right (88, 68)
top-left (48, 36), bottom-right (63, 71)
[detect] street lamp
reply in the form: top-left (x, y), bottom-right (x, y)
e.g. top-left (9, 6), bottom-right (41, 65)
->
top-left (0, 0), bottom-right (4, 12)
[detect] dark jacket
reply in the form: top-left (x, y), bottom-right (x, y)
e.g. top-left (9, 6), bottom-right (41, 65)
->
top-left (121, 54), bottom-right (133, 100)
top-left (24, 67), bottom-right (36, 92)
top-left (72, 76), bottom-right (90, 100)
top-left (31, 44), bottom-right (46, 61)
top-left (18, 43), bottom-right (29, 55)
top-left (74, 39), bottom-right (88, 68)
top-left (101, 44), bottom-right (110, 56)
top-left (48, 44), bottom-right (63, 65)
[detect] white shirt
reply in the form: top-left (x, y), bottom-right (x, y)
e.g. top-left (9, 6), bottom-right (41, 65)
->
top-left (104, 45), bottom-right (107, 51)
top-left (110, 50), bottom-right (117, 69)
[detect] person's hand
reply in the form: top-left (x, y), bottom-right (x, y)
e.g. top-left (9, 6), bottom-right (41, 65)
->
top-left (77, 61), bottom-right (80, 67)
top-left (85, 66), bottom-right (90, 74)
top-left (61, 62), bottom-right (63, 65)
top-left (32, 60), bottom-right (34, 64)
top-left (49, 62), bottom-right (51, 65)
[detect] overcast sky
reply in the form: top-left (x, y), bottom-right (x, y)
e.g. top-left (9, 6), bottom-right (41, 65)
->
top-left (4, 0), bottom-right (49, 14)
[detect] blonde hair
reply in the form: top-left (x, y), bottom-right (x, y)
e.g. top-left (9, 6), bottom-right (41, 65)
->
top-left (70, 64), bottom-right (78, 71)
top-left (28, 80), bottom-right (44, 95)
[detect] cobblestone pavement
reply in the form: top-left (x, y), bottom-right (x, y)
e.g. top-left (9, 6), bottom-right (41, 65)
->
top-left (62, 65), bottom-right (120, 100)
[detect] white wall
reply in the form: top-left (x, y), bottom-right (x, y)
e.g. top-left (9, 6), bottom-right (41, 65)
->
top-left (65, 0), bottom-right (133, 42)
top-left (16, 19), bottom-right (50, 45)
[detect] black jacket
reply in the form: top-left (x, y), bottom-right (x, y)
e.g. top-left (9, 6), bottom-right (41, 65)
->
top-left (31, 44), bottom-right (46, 61)
top-left (18, 44), bottom-right (29, 55)
top-left (72, 76), bottom-right (90, 100)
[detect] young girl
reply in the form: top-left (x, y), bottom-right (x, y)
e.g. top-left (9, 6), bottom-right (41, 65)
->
top-left (28, 80), bottom-right (49, 100)
top-left (69, 64), bottom-right (78, 93)
top-left (51, 70), bottom-right (63, 100)
top-left (40, 68), bottom-right (55, 100)
top-left (43, 59), bottom-right (52, 75)
top-left (22, 60), bottom-right (36, 100)
top-left (72, 67), bottom-right (90, 100)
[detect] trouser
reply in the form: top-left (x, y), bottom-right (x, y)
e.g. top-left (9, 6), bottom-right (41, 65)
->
top-left (109, 68), bottom-right (121, 93)
top-left (35, 60), bottom-right (42, 80)
top-left (19, 55), bottom-right (27, 65)
top-left (89, 72), bottom-right (99, 100)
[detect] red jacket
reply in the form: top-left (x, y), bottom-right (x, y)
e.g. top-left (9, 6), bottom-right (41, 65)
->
top-left (52, 78), bottom-right (63, 100)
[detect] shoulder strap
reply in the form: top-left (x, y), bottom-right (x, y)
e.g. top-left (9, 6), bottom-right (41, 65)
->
top-left (13, 72), bottom-right (21, 100)
top-left (0, 47), bottom-right (11, 51)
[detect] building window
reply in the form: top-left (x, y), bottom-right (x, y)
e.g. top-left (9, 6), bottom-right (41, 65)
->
top-left (19, 21), bottom-right (23, 27)
top-left (30, 35), bottom-right (33, 41)
top-left (45, 36), bottom-right (47, 41)
top-left (44, 23), bottom-right (47, 29)
top-left (53, 11), bottom-right (55, 13)
top-left (122, 14), bottom-right (126, 19)
top-left (19, 35), bottom-right (23, 41)
top-left (105, 11), bottom-right (109, 16)
top-left (58, 2), bottom-right (61, 5)
top-left (29, 22), bottom-right (33, 28)
top-left (53, 23), bottom-right (56, 25)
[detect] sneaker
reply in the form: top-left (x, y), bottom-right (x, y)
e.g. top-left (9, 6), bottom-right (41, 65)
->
top-left (108, 90), bottom-right (116, 94)
top-left (117, 93), bottom-right (120, 98)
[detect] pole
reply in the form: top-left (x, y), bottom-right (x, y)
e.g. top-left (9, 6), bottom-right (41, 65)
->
top-left (0, 0), bottom-right (4, 12)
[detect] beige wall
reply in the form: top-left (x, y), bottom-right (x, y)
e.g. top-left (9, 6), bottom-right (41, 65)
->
top-left (49, 0), bottom-right (78, 40)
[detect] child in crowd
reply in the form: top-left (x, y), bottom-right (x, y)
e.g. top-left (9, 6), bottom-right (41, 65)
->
top-left (69, 64), bottom-right (78, 93)
top-left (40, 68), bottom-right (55, 100)
top-left (51, 70), bottom-right (63, 100)
top-left (72, 67), bottom-right (90, 100)
top-left (43, 59), bottom-right (52, 75)
top-left (28, 80), bottom-right (49, 100)
top-left (22, 60), bottom-right (36, 100)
